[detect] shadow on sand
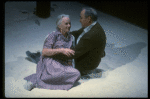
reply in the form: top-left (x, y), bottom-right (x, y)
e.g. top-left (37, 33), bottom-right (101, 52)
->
top-left (101, 42), bottom-right (147, 71)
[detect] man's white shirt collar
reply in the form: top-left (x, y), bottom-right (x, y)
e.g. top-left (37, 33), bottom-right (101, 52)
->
top-left (76, 21), bottom-right (97, 44)
top-left (84, 21), bottom-right (97, 33)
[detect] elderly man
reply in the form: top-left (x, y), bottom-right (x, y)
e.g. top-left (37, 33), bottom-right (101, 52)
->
top-left (66, 7), bottom-right (106, 76)
top-left (26, 7), bottom-right (106, 77)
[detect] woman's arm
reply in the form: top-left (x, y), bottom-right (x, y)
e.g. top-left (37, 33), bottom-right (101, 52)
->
top-left (42, 48), bottom-right (75, 57)
top-left (42, 48), bottom-right (61, 57)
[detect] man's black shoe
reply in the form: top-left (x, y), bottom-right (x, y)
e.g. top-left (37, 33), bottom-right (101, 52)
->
top-left (26, 51), bottom-right (41, 64)
top-left (81, 75), bottom-right (91, 79)
top-left (101, 51), bottom-right (106, 58)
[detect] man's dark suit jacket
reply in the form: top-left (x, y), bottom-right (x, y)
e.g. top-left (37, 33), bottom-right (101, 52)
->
top-left (70, 22), bottom-right (106, 72)
top-left (53, 22), bottom-right (106, 72)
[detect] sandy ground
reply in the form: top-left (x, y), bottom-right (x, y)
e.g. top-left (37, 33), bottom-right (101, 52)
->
top-left (5, 1), bottom-right (148, 98)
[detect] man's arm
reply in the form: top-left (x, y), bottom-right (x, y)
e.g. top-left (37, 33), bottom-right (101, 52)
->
top-left (71, 36), bottom-right (96, 59)
top-left (53, 35), bottom-right (96, 60)
top-left (70, 27), bottom-right (84, 38)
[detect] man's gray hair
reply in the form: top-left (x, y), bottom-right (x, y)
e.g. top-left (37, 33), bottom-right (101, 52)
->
top-left (56, 14), bottom-right (70, 30)
top-left (82, 7), bottom-right (98, 21)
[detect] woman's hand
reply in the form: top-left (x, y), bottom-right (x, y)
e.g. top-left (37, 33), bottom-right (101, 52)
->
top-left (60, 48), bottom-right (75, 57)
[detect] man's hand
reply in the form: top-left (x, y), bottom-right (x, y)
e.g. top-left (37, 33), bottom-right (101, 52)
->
top-left (67, 61), bottom-right (72, 66)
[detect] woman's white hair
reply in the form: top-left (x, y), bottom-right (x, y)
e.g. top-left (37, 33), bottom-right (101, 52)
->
top-left (56, 14), bottom-right (70, 31)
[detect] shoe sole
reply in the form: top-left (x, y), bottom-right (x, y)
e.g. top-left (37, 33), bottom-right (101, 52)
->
top-left (26, 51), bottom-right (38, 64)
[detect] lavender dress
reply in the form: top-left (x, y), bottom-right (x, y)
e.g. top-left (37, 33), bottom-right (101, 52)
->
top-left (24, 30), bottom-right (81, 90)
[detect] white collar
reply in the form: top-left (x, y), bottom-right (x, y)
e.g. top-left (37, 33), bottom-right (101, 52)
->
top-left (84, 21), bottom-right (97, 33)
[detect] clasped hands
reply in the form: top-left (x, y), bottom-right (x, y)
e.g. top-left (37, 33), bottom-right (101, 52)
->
top-left (60, 48), bottom-right (75, 57)
top-left (60, 48), bottom-right (74, 66)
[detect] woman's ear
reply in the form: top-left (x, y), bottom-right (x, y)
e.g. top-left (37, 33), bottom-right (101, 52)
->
top-left (58, 24), bottom-right (61, 29)
top-left (60, 28), bottom-right (63, 33)
top-left (58, 25), bottom-right (61, 30)
top-left (58, 26), bottom-right (63, 33)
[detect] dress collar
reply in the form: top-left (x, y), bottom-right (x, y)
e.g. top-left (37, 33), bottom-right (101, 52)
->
top-left (55, 30), bottom-right (71, 41)
top-left (56, 30), bottom-right (63, 35)
top-left (56, 30), bottom-right (70, 35)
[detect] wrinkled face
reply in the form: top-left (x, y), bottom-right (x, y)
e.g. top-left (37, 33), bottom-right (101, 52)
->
top-left (58, 17), bottom-right (71, 34)
top-left (80, 9), bottom-right (91, 28)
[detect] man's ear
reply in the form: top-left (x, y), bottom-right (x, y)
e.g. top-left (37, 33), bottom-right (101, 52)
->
top-left (88, 16), bottom-right (92, 23)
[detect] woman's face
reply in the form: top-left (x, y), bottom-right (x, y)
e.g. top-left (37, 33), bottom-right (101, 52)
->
top-left (58, 17), bottom-right (71, 34)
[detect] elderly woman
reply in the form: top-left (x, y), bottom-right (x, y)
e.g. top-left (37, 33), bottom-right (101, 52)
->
top-left (24, 14), bottom-right (81, 91)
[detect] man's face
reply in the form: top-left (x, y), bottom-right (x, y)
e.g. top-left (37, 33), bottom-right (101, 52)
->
top-left (58, 17), bottom-right (71, 33)
top-left (80, 10), bottom-right (90, 28)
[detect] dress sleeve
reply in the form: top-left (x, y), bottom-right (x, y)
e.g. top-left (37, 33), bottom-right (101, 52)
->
top-left (43, 32), bottom-right (56, 49)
